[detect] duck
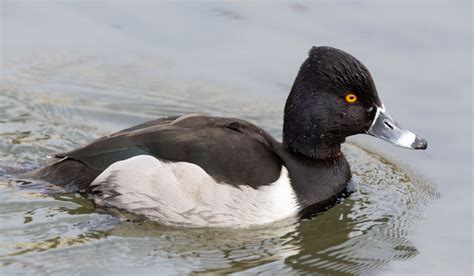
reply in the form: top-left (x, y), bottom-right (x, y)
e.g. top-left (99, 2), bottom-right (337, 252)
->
top-left (31, 46), bottom-right (427, 228)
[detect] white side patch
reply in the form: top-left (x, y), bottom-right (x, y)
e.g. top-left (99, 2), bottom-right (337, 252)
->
top-left (90, 155), bottom-right (300, 228)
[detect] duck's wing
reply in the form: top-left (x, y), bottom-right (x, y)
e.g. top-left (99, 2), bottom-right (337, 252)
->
top-left (56, 114), bottom-right (283, 188)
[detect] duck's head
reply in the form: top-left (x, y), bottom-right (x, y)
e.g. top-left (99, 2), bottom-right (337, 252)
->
top-left (283, 46), bottom-right (427, 159)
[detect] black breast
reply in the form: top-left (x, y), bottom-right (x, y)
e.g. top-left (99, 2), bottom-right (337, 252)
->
top-left (278, 151), bottom-right (351, 217)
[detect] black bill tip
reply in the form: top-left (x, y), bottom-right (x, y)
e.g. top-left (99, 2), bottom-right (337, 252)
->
top-left (411, 137), bottom-right (428, 150)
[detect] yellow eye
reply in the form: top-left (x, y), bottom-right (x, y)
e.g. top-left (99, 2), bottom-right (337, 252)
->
top-left (345, 93), bottom-right (357, 103)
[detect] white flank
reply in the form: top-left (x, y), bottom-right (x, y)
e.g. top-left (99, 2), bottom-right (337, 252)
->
top-left (90, 155), bottom-right (300, 228)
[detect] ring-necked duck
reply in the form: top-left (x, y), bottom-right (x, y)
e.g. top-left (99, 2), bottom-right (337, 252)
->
top-left (32, 46), bottom-right (427, 227)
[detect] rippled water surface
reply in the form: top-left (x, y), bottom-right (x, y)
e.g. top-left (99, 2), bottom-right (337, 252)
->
top-left (0, 1), bottom-right (472, 275)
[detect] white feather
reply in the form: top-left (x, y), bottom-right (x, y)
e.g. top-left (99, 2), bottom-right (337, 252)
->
top-left (90, 155), bottom-right (300, 228)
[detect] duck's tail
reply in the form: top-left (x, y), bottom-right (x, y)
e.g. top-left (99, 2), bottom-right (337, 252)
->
top-left (1, 159), bottom-right (100, 193)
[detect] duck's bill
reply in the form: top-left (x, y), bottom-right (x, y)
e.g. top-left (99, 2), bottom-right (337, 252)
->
top-left (367, 106), bottom-right (427, 150)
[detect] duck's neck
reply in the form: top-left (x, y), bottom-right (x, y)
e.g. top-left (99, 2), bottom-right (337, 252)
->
top-left (290, 140), bottom-right (343, 160)
top-left (282, 122), bottom-right (344, 161)
top-left (278, 148), bottom-right (351, 216)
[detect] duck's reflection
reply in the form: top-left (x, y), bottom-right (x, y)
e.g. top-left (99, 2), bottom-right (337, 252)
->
top-left (105, 196), bottom-right (418, 274)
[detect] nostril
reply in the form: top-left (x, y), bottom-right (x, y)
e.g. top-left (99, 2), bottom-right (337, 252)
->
top-left (384, 120), bottom-right (394, 130)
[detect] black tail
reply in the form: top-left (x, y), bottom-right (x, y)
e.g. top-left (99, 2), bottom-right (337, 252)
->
top-left (8, 158), bottom-right (101, 192)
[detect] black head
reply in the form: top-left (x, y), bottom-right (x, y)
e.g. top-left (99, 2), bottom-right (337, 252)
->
top-left (283, 46), bottom-right (427, 159)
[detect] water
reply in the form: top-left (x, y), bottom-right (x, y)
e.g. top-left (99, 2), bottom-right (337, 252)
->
top-left (0, 1), bottom-right (472, 275)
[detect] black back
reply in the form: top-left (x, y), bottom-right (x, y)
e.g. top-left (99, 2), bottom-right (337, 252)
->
top-left (55, 114), bottom-right (283, 189)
